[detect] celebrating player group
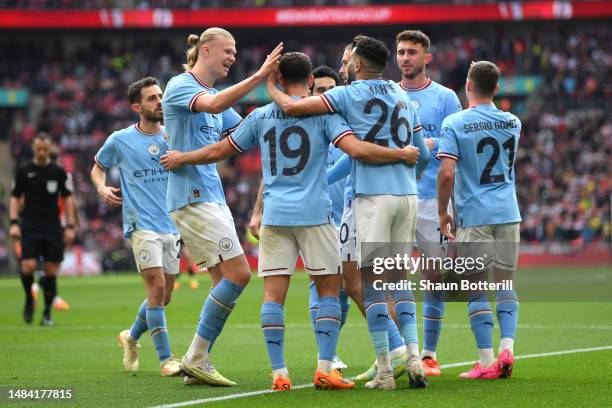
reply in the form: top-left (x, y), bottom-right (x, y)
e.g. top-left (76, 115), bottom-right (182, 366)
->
top-left (91, 26), bottom-right (521, 391)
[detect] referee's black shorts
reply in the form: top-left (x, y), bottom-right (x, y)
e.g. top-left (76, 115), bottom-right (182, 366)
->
top-left (21, 224), bottom-right (64, 263)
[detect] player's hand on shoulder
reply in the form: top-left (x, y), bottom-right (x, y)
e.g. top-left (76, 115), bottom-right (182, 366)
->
top-left (98, 186), bottom-right (122, 207)
top-left (402, 145), bottom-right (420, 165)
top-left (255, 42), bottom-right (283, 81)
top-left (249, 211), bottom-right (262, 239)
top-left (9, 224), bottom-right (21, 240)
top-left (160, 150), bottom-right (184, 171)
top-left (439, 212), bottom-right (456, 240)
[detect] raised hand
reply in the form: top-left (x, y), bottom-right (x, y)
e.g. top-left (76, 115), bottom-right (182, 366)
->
top-left (255, 42), bottom-right (283, 81)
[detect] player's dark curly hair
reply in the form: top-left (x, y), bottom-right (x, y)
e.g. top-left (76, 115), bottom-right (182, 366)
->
top-left (312, 66), bottom-right (340, 85)
top-left (352, 35), bottom-right (390, 73)
top-left (468, 61), bottom-right (500, 97)
top-left (127, 77), bottom-right (160, 104)
top-left (279, 52), bottom-right (313, 85)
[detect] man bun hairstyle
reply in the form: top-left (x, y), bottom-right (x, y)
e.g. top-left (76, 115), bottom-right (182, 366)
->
top-left (184, 27), bottom-right (234, 71)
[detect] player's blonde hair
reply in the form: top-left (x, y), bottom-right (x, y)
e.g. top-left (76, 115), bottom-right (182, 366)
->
top-left (183, 27), bottom-right (235, 71)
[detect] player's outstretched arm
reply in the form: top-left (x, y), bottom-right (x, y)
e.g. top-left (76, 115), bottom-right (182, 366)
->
top-left (192, 43), bottom-right (283, 114)
top-left (437, 158), bottom-right (456, 239)
top-left (90, 164), bottom-right (122, 207)
top-left (336, 134), bottom-right (420, 165)
top-left (161, 138), bottom-right (237, 170)
top-left (266, 73), bottom-right (327, 116)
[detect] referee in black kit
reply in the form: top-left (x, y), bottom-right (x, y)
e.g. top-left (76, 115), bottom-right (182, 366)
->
top-left (9, 134), bottom-right (76, 326)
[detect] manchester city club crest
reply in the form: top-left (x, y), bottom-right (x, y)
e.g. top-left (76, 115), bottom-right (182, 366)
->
top-left (219, 238), bottom-right (233, 251)
top-left (139, 249), bottom-right (151, 263)
top-left (148, 143), bottom-right (160, 155)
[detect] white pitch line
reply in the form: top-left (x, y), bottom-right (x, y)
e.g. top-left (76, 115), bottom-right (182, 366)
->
top-left (148, 344), bottom-right (612, 408)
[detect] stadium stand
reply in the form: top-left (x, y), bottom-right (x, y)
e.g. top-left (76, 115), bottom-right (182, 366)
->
top-left (1, 19), bottom-right (610, 272)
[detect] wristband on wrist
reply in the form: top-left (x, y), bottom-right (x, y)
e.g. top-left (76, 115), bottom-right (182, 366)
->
top-left (10, 219), bottom-right (19, 226)
top-left (65, 224), bottom-right (75, 229)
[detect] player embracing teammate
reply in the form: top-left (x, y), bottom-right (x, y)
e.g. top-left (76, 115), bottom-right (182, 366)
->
top-left (267, 35), bottom-right (430, 390)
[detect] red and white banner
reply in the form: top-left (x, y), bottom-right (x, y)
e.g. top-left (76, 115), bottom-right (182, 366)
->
top-left (0, 1), bottom-right (610, 29)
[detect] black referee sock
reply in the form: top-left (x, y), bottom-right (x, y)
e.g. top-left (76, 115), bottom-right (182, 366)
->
top-left (20, 272), bottom-right (34, 300)
top-left (42, 276), bottom-right (57, 318)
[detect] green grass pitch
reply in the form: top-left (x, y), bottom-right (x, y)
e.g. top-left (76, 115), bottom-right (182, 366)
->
top-left (1, 268), bottom-right (611, 407)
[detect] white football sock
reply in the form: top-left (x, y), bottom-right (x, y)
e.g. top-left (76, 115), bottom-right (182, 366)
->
top-left (478, 348), bottom-right (495, 367)
top-left (376, 352), bottom-right (392, 374)
top-left (499, 338), bottom-right (514, 353)
top-left (317, 359), bottom-right (332, 374)
top-left (390, 344), bottom-right (407, 359)
top-left (184, 333), bottom-right (210, 364)
top-left (406, 343), bottom-right (420, 359)
top-left (421, 350), bottom-right (437, 360)
top-left (272, 367), bottom-right (289, 379)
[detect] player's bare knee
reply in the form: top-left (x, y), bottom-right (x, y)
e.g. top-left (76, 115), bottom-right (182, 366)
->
top-left (20, 260), bottom-right (37, 275)
top-left (219, 255), bottom-right (251, 287)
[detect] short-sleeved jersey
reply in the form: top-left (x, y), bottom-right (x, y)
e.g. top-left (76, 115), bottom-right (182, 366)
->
top-left (161, 72), bottom-right (242, 212)
top-left (400, 79), bottom-right (462, 199)
top-left (321, 79), bottom-right (428, 196)
top-left (327, 145), bottom-right (347, 227)
top-left (12, 160), bottom-right (72, 229)
top-left (437, 104), bottom-right (522, 227)
top-left (95, 123), bottom-right (177, 238)
top-left (229, 100), bottom-right (353, 226)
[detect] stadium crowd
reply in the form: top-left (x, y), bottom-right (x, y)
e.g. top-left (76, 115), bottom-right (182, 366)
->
top-left (2, 23), bottom-right (610, 270)
top-left (1, 0), bottom-right (368, 9)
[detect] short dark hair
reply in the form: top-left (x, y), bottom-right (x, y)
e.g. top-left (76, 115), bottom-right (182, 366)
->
top-left (127, 77), bottom-right (160, 104)
top-left (395, 30), bottom-right (431, 52)
top-left (312, 66), bottom-right (340, 86)
top-left (468, 61), bottom-right (500, 97)
top-left (352, 35), bottom-right (390, 72)
top-left (279, 52), bottom-right (312, 85)
top-left (33, 133), bottom-right (51, 144)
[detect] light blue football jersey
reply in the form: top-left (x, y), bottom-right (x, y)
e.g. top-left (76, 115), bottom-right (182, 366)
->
top-left (326, 152), bottom-right (354, 208)
top-left (400, 79), bottom-right (462, 199)
top-left (95, 123), bottom-right (177, 237)
top-left (327, 145), bottom-right (346, 227)
top-left (322, 79), bottom-right (429, 196)
top-left (161, 72), bottom-right (242, 212)
top-left (437, 104), bottom-right (522, 227)
top-left (229, 100), bottom-right (353, 226)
